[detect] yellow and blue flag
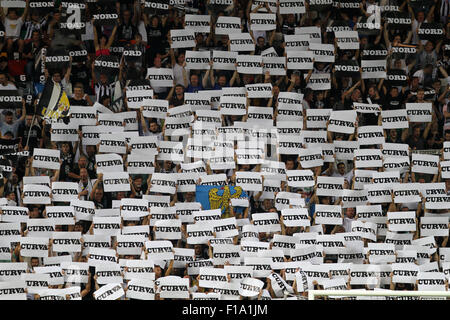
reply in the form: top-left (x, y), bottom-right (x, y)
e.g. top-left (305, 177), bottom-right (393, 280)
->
top-left (195, 185), bottom-right (248, 217)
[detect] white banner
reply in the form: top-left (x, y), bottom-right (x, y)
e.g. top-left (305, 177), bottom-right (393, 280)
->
top-left (314, 205), bottom-right (342, 225)
top-left (249, 13), bottom-right (276, 31)
top-left (286, 169), bottom-right (315, 188)
top-left (306, 109), bottom-right (331, 129)
top-left (185, 50), bottom-right (211, 70)
top-left (32, 148), bottom-right (60, 170)
top-left (251, 212), bottom-right (281, 233)
top-left (184, 14), bottom-right (210, 33)
top-left (286, 51), bottom-right (314, 70)
top-left (142, 99), bottom-right (168, 119)
top-left (361, 60), bottom-right (386, 79)
top-left (20, 237), bottom-right (48, 257)
top-left (23, 184), bottom-right (51, 205)
top-left (381, 109), bottom-right (409, 129)
top-left (411, 153), bottom-right (439, 175)
top-left (147, 68), bottom-right (174, 87)
top-left (236, 55), bottom-right (263, 74)
top-left (245, 83), bottom-right (273, 98)
top-left (357, 125), bottom-right (385, 145)
top-left (52, 232), bottom-right (81, 253)
top-left (335, 30), bottom-right (360, 49)
top-left (387, 211), bottom-right (416, 232)
top-left (420, 217), bottom-right (449, 237)
top-left (215, 16), bottom-right (241, 35)
top-left (316, 176), bottom-right (344, 197)
top-left (406, 103), bottom-right (432, 122)
top-left (235, 172), bottom-right (262, 192)
top-left (170, 29), bottom-right (195, 48)
top-left (354, 149), bottom-right (383, 168)
top-left (94, 283), bottom-right (125, 300)
top-left (328, 110), bottom-right (357, 134)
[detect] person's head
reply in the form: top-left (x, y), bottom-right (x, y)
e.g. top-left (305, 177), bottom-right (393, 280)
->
top-left (175, 84), bottom-right (184, 96)
top-left (31, 10), bottom-right (40, 22)
top-left (151, 15), bottom-right (159, 27)
top-left (320, 196), bottom-right (331, 205)
top-left (257, 36), bottom-right (265, 47)
top-left (99, 95), bottom-right (110, 107)
top-left (30, 257), bottom-right (40, 268)
top-left (177, 52), bottom-right (185, 65)
top-left (445, 130), bottom-right (450, 141)
top-left (99, 73), bottom-right (108, 85)
top-left (4, 110), bottom-right (14, 124)
top-left (149, 120), bottom-right (159, 133)
top-left (185, 191), bottom-right (195, 201)
top-left (345, 207), bottom-right (355, 218)
top-left (6, 191), bottom-right (16, 202)
top-left (9, 172), bottom-right (18, 185)
top-left (52, 72), bottom-right (62, 83)
top-left (286, 158), bottom-right (296, 170)
top-left (74, 222), bottom-right (84, 233)
top-left (153, 56), bottom-right (162, 68)
top-left (316, 91), bottom-right (324, 101)
top-left (194, 244), bottom-right (203, 256)
top-left (80, 167), bottom-right (88, 183)
top-left (337, 162), bottom-right (346, 175)
top-left (394, 59), bottom-right (402, 70)
top-left (392, 34), bottom-right (402, 46)
top-left (417, 88), bottom-right (425, 101)
top-left (390, 86), bottom-right (399, 98)
top-left (116, 191), bottom-right (126, 200)
top-left (195, 33), bottom-right (204, 44)
top-left (411, 76), bottom-right (419, 88)
top-left (413, 125), bottom-right (422, 138)
top-left (31, 30), bottom-right (40, 42)
top-left (424, 41), bottom-right (434, 53)
top-left (286, 14), bottom-right (295, 24)
top-left (268, 207), bottom-right (277, 213)
top-left (134, 33), bottom-right (142, 45)
top-left (123, 9), bottom-right (132, 22)
top-left (368, 85), bottom-right (378, 97)
top-left (218, 74), bottom-right (227, 87)
top-left (351, 88), bottom-right (361, 100)
top-left (432, 79), bottom-right (441, 92)
top-left (29, 206), bottom-right (41, 218)
top-left (417, 10), bottom-right (425, 22)
top-left (190, 73), bottom-right (199, 86)
top-left (78, 155), bottom-right (87, 169)
top-left (100, 34), bottom-right (108, 46)
top-left (25, 114), bottom-right (34, 127)
top-left (86, 145), bottom-right (96, 157)
top-left (262, 198), bottom-right (272, 209)
top-left (73, 83), bottom-right (85, 98)
top-left (133, 176), bottom-right (143, 189)
top-left (61, 142), bottom-right (70, 154)
top-left (0, 72), bottom-right (8, 86)
top-left (7, 8), bottom-right (18, 20)
top-left (163, 160), bottom-right (173, 171)
top-left (94, 187), bottom-right (104, 202)
top-left (389, 128), bottom-right (398, 139)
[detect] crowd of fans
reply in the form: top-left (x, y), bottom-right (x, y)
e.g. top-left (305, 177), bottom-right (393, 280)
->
top-left (0, 0), bottom-right (449, 300)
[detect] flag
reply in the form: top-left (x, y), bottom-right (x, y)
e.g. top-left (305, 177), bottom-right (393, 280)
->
top-left (36, 80), bottom-right (71, 121)
top-left (195, 185), bottom-right (248, 217)
top-left (0, 138), bottom-right (20, 155)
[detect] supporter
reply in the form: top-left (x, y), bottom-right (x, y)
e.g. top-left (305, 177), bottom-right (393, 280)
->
top-left (0, 0), bottom-right (449, 302)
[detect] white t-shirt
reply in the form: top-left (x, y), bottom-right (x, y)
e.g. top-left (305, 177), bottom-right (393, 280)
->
top-left (4, 16), bottom-right (23, 38)
top-left (0, 82), bottom-right (18, 90)
top-left (173, 63), bottom-right (189, 86)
